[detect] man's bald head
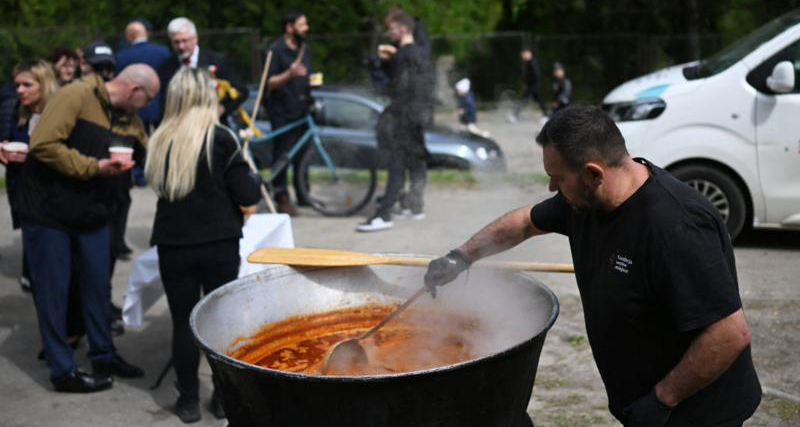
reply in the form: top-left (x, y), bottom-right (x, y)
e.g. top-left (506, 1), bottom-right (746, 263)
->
top-left (125, 21), bottom-right (148, 43)
top-left (118, 63), bottom-right (159, 94)
top-left (108, 64), bottom-right (160, 112)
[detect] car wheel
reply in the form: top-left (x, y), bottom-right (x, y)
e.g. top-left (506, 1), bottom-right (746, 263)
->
top-left (670, 164), bottom-right (747, 240)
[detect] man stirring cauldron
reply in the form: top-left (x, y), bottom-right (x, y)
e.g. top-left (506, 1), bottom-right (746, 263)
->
top-left (424, 105), bottom-right (761, 426)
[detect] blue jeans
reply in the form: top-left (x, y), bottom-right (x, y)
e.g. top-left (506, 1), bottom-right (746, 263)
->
top-left (22, 223), bottom-right (115, 381)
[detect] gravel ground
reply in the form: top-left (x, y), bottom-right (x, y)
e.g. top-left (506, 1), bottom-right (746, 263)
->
top-left (0, 108), bottom-right (798, 426)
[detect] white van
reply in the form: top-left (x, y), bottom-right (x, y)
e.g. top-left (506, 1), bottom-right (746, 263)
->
top-left (603, 9), bottom-right (800, 239)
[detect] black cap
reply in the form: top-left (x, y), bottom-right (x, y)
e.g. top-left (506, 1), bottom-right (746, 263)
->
top-left (83, 41), bottom-right (116, 66)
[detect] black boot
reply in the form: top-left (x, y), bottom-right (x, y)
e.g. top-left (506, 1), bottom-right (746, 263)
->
top-left (210, 389), bottom-right (226, 419)
top-left (175, 394), bottom-right (201, 424)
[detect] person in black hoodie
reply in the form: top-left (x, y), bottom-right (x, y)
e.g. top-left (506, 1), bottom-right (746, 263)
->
top-left (145, 67), bottom-right (261, 423)
top-left (508, 48), bottom-right (547, 122)
top-left (357, 9), bottom-right (429, 232)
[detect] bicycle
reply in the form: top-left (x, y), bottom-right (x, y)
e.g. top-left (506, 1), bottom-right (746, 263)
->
top-left (244, 113), bottom-right (378, 217)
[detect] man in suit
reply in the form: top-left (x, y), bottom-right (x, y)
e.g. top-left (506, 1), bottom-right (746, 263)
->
top-left (115, 18), bottom-right (172, 133)
top-left (158, 17), bottom-right (247, 124)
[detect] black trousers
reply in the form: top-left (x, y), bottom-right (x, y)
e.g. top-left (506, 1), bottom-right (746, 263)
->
top-left (157, 239), bottom-right (240, 399)
top-left (513, 86), bottom-right (547, 115)
top-left (376, 151), bottom-right (427, 219)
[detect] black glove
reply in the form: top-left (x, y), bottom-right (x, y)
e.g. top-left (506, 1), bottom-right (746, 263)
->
top-left (424, 249), bottom-right (471, 298)
top-left (622, 389), bottom-right (673, 427)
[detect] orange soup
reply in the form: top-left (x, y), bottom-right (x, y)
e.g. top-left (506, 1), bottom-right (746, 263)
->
top-left (227, 304), bottom-right (484, 376)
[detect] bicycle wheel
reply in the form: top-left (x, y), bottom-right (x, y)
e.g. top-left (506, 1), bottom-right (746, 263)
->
top-left (297, 140), bottom-right (377, 216)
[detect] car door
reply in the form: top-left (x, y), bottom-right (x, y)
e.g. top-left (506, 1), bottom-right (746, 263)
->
top-left (748, 38), bottom-right (800, 226)
top-left (315, 95), bottom-right (382, 168)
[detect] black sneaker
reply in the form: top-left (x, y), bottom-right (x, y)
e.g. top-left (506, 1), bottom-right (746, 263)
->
top-left (210, 390), bottom-right (226, 419)
top-left (52, 369), bottom-right (113, 393)
top-left (92, 353), bottom-right (144, 378)
top-left (175, 394), bottom-right (201, 424)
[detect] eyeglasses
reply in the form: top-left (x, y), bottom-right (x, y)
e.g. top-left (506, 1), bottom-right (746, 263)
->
top-left (136, 86), bottom-right (155, 103)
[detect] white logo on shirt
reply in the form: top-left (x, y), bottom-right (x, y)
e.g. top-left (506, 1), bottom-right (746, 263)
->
top-left (610, 252), bottom-right (633, 274)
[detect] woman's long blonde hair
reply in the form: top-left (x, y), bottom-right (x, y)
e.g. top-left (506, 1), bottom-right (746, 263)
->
top-left (13, 59), bottom-right (58, 127)
top-left (146, 68), bottom-right (221, 201)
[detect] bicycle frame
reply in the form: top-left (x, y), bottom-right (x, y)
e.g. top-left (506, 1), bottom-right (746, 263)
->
top-left (247, 114), bottom-right (337, 183)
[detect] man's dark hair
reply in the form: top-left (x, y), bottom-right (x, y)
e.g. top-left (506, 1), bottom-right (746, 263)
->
top-left (282, 10), bottom-right (305, 31)
top-left (535, 105), bottom-right (628, 171)
top-left (49, 46), bottom-right (79, 63)
top-left (385, 8), bottom-right (416, 32)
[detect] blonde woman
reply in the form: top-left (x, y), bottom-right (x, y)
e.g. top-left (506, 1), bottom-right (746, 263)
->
top-left (146, 68), bottom-right (261, 423)
top-left (0, 59), bottom-right (58, 288)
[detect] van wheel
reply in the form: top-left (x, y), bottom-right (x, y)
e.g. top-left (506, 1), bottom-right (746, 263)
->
top-left (670, 165), bottom-right (747, 240)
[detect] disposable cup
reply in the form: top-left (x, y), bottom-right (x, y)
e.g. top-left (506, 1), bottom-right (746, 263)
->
top-left (3, 142), bottom-right (28, 163)
top-left (109, 146), bottom-right (134, 163)
top-left (309, 72), bottom-right (324, 87)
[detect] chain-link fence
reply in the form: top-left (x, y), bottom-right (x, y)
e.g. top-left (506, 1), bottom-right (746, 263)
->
top-left (1, 27), bottom-right (726, 106)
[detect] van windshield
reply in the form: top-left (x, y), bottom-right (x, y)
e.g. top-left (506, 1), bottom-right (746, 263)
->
top-left (684, 9), bottom-right (800, 80)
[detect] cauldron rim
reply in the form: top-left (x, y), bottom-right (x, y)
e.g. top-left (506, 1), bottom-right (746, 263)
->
top-left (190, 264), bottom-right (560, 382)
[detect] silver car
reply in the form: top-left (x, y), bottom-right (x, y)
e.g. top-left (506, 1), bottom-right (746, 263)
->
top-left (241, 88), bottom-right (506, 172)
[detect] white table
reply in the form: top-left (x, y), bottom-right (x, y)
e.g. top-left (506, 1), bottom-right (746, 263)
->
top-left (122, 214), bottom-right (294, 327)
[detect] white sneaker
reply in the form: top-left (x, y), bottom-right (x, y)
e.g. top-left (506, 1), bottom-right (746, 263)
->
top-left (396, 209), bottom-right (425, 220)
top-left (356, 216), bottom-right (394, 232)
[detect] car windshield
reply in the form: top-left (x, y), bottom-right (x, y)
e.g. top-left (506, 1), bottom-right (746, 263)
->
top-left (684, 8), bottom-right (800, 80)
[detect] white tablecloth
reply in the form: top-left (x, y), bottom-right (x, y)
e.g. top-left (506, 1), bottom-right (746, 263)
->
top-left (122, 214), bottom-right (294, 327)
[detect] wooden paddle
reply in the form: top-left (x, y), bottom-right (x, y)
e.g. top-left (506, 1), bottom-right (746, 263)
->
top-left (248, 247), bottom-right (574, 273)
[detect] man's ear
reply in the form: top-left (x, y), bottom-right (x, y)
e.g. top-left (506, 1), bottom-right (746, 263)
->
top-left (583, 162), bottom-right (604, 188)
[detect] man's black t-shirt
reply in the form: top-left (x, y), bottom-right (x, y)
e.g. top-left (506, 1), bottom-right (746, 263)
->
top-left (531, 159), bottom-right (760, 426)
top-left (264, 37), bottom-right (312, 124)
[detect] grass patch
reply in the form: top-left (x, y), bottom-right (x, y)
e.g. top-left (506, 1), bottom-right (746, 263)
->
top-left (0, 176), bottom-right (5, 190)
top-left (565, 334), bottom-right (587, 346)
top-left (259, 168), bottom-right (478, 186)
top-left (775, 398), bottom-right (800, 420)
top-left (536, 375), bottom-right (566, 390)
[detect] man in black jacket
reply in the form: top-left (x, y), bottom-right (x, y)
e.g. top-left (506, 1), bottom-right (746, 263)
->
top-left (509, 48), bottom-right (547, 122)
top-left (357, 10), bottom-right (429, 232)
top-left (158, 17), bottom-right (247, 124)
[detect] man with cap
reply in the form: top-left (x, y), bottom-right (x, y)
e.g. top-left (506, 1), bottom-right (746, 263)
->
top-left (82, 41), bottom-right (117, 82)
top-left (15, 64), bottom-right (159, 393)
top-left (158, 17), bottom-right (247, 124)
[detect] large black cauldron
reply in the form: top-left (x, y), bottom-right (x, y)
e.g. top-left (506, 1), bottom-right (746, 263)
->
top-left (190, 262), bottom-right (559, 426)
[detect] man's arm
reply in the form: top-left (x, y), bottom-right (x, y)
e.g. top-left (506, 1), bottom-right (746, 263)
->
top-left (424, 205), bottom-right (548, 293)
top-left (458, 205), bottom-right (547, 263)
top-left (267, 51), bottom-right (307, 90)
top-left (29, 85), bottom-right (100, 179)
top-left (655, 308), bottom-right (752, 407)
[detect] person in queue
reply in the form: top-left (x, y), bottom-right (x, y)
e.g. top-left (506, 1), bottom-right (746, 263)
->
top-left (0, 60), bottom-right (58, 292)
top-left (82, 41), bottom-right (117, 82)
top-left (145, 68), bottom-right (261, 423)
top-left (424, 105), bottom-right (761, 426)
top-left (158, 17), bottom-right (247, 125)
top-left (263, 10), bottom-right (312, 216)
top-left (115, 18), bottom-right (172, 188)
top-left (14, 64), bottom-right (158, 393)
top-left (49, 47), bottom-right (80, 86)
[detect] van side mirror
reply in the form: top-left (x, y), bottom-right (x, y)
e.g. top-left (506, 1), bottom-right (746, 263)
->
top-left (766, 61), bottom-right (795, 93)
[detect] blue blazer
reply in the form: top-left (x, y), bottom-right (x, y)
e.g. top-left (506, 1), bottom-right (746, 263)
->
top-left (115, 40), bottom-right (172, 124)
